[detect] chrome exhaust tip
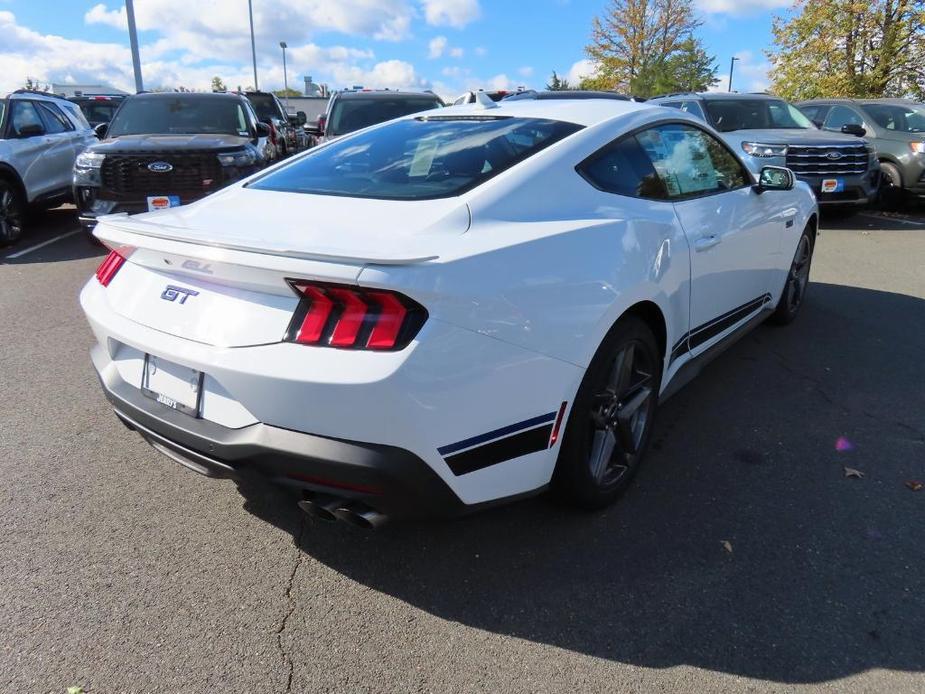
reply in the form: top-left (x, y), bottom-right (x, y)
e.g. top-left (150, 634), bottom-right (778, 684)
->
top-left (297, 494), bottom-right (343, 522)
top-left (333, 503), bottom-right (389, 529)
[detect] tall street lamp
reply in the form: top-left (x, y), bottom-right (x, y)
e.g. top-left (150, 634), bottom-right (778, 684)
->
top-left (125, 0), bottom-right (143, 92)
top-left (280, 41), bottom-right (289, 110)
top-left (248, 0), bottom-right (258, 90)
top-left (728, 56), bottom-right (740, 93)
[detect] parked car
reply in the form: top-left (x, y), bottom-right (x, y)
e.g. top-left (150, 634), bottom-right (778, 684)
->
top-left (0, 89), bottom-right (96, 244)
top-left (504, 89), bottom-right (631, 102)
top-left (241, 91), bottom-right (303, 158)
top-left (74, 91), bottom-right (271, 230)
top-left (80, 98), bottom-right (817, 526)
top-left (68, 94), bottom-right (126, 129)
top-left (797, 98), bottom-right (925, 202)
top-left (649, 92), bottom-right (881, 207)
top-left (307, 90), bottom-right (443, 144)
top-left (452, 89), bottom-right (518, 105)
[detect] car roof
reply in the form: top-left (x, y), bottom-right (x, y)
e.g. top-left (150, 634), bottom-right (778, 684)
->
top-left (130, 91), bottom-right (245, 101)
top-left (334, 90), bottom-right (442, 100)
top-left (797, 97), bottom-right (920, 106)
top-left (504, 89), bottom-right (631, 102)
top-left (8, 89), bottom-right (75, 103)
top-left (424, 97), bottom-right (652, 127)
top-left (651, 92), bottom-right (784, 102)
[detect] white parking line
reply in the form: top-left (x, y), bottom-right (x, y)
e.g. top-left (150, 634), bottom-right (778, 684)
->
top-left (3, 230), bottom-right (83, 259)
top-left (857, 213), bottom-right (925, 228)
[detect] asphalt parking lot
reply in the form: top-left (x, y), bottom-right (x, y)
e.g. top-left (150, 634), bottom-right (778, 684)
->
top-left (1, 205), bottom-right (924, 693)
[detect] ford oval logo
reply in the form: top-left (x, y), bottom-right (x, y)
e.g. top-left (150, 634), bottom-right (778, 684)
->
top-left (826, 151), bottom-right (843, 161)
top-left (148, 161), bottom-right (174, 173)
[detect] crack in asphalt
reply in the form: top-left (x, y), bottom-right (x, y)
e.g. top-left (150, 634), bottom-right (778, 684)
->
top-left (276, 512), bottom-right (308, 693)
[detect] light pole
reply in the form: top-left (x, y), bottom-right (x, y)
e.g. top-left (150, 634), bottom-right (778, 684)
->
top-left (280, 41), bottom-right (289, 110)
top-left (728, 56), bottom-right (739, 93)
top-left (248, 0), bottom-right (258, 90)
top-left (125, 0), bottom-right (143, 92)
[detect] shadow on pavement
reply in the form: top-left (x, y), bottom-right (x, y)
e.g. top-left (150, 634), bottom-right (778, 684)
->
top-left (237, 281), bottom-right (925, 685)
top-left (1, 207), bottom-right (103, 265)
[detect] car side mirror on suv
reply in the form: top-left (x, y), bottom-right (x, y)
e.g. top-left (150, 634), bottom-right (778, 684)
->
top-left (292, 110), bottom-right (307, 126)
top-left (756, 166), bottom-right (795, 193)
top-left (841, 123), bottom-right (866, 137)
top-left (94, 122), bottom-right (109, 139)
top-left (255, 122), bottom-right (272, 138)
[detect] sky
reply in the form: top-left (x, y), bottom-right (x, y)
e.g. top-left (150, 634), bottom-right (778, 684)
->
top-left (0, 0), bottom-right (795, 100)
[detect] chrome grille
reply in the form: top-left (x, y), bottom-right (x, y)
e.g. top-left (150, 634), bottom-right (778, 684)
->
top-left (785, 143), bottom-right (869, 176)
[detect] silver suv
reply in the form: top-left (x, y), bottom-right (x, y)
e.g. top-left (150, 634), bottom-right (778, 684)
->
top-left (0, 89), bottom-right (96, 244)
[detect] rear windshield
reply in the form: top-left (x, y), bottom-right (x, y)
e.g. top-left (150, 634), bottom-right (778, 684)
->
top-left (108, 96), bottom-right (251, 137)
top-left (863, 103), bottom-right (925, 132)
top-left (329, 97), bottom-right (443, 136)
top-left (705, 99), bottom-right (813, 132)
top-left (246, 93), bottom-right (280, 122)
top-left (250, 116), bottom-right (583, 200)
top-left (80, 102), bottom-right (120, 124)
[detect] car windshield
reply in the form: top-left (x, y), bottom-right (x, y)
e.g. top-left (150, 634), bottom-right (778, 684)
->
top-left (705, 99), bottom-right (813, 132)
top-left (250, 116), bottom-right (583, 200)
top-left (246, 94), bottom-right (279, 123)
top-left (107, 96), bottom-right (251, 137)
top-left (328, 97), bottom-right (443, 136)
top-left (863, 103), bottom-right (925, 132)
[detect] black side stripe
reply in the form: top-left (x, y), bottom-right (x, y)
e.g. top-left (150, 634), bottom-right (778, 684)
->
top-left (670, 294), bottom-right (772, 363)
top-left (444, 424), bottom-right (554, 476)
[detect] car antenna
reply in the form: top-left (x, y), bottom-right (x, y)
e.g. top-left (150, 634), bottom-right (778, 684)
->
top-left (474, 91), bottom-right (499, 110)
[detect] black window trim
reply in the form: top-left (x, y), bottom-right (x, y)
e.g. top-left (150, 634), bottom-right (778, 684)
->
top-left (35, 100), bottom-right (75, 133)
top-left (575, 117), bottom-right (755, 203)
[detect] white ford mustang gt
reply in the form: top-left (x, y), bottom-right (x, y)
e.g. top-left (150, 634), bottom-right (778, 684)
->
top-left (80, 95), bottom-right (818, 527)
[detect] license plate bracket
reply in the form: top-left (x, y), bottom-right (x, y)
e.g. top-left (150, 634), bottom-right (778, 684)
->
top-left (141, 354), bottom-right (203, 417)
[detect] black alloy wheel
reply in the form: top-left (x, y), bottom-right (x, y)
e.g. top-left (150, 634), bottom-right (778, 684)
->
top-left (0, 180), bottom-right (25, 246)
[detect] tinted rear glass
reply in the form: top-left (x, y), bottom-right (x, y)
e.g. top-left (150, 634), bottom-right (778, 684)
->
top-left (246, 93), bottom-right (279, 122)
top-left (329, 97), bottom-right (442, 136)
top-left (80, 102), bottom-right (120, 124)
top-left (108, 96), bottom-right (250, 137)
top-left (704, 99), bottom-right (812, 131)
top-left (863, 103), bottom-right (925, 132)
top-left (250, 116), bottom-right (583, 200)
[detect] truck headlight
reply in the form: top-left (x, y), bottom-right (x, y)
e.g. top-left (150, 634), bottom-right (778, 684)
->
top-left (217, 150), bottom-right (257, 167)
top-left (742, 142), bottom-right (788, 158)
top-left (74, 151), bottom-right (105, 186)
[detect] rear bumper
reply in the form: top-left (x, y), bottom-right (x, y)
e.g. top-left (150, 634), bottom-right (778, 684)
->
top-left (91, 344), bottom-right (465, 517)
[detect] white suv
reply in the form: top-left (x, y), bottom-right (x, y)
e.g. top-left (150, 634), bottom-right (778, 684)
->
top-left (0, 90), bottom-right (96, 244)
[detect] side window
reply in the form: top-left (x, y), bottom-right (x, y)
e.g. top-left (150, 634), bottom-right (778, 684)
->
top-left (660, 101), bottom-right (682, 110)
top-left (637, 123), bottom-right (750, 199)
top-left (577, 135), bottom-right (669, 200)
top-left (679, 100), bottom-right (706, 121)
top-left (36, 102), bottom-right (73, 134)
top-left (799, 104), bottom-right (829, 126)
top-left (824, 105), bottom-right (863, 130)
top-left (9, 100), bottom-right (45, 137)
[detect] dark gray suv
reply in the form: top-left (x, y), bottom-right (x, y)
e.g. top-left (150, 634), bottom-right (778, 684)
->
top-left (797, 98), bottom-right (925, 202)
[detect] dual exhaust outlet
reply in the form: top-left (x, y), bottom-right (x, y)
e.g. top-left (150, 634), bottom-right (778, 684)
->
top-left (297, 493), bottom-right (388, 529)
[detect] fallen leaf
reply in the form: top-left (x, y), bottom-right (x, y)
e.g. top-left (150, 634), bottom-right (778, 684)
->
top-left (844, 467), bottom-right (865, 479)
top-left (67, 687), bottom-right (84, 694)
top-left (906, 481), bottom-right (923, 492)
top-left (721, 540), bottom-right (733, 554)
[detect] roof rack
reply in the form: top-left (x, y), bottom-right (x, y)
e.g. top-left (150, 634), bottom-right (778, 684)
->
top-left (11, 88), bottom-right (69, 100)
top-left (648, 91), bottom-right (699, 100)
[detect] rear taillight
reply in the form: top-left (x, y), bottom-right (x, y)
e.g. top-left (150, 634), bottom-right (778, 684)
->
top-left (285, 281), bottom-right (426, 351)
top-left (95, 249), bottom-right (128, 286)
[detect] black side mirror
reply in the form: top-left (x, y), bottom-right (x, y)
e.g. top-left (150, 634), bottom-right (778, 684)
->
top-left (255, 122), bottom-right (271, 138)
top-left (842, 123), bottom-right (866, 137)
top-left (812, 119), bottom-right (824, 128)
top-left (16, 123), bottom-right (44, 138)
top-left (755, 166), bottom-right (794, 193)
top-left (94, 122), bottom-right (109, 139)
top-left (296, 110), bottom-right (307, 125)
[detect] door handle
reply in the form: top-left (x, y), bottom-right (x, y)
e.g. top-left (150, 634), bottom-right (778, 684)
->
top-left (694, 235), bottom-right (721, 251)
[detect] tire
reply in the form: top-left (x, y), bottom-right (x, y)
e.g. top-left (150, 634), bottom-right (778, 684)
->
top-left (0, 178), bottom-right (26, 246)
top-left (879, 162), bottom-right (905, 209)
top-left (552, 315), bottom-right (662, 509)
top-left (769, 226), bottom-right (814, 326)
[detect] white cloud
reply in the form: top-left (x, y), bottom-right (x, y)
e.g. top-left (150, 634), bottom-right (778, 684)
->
top-left (449, 46), bottom-right (464, 58)
top-left (566, 59), bottom-right (596, 84)
top-left (0, 9), bottom-right (424, 95)
top-left (711, 50), bottom-right (770, 92)
top-left (474, 46), bottom-right (487, 57)
top-left (694, 0), bottom-right (791, 15)
top-left (428, 35), bottom-right (448, 59)
top-left (421, 0), bottom-right (481, 28)
top-left (518, 66), bottom-right (534, 78)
